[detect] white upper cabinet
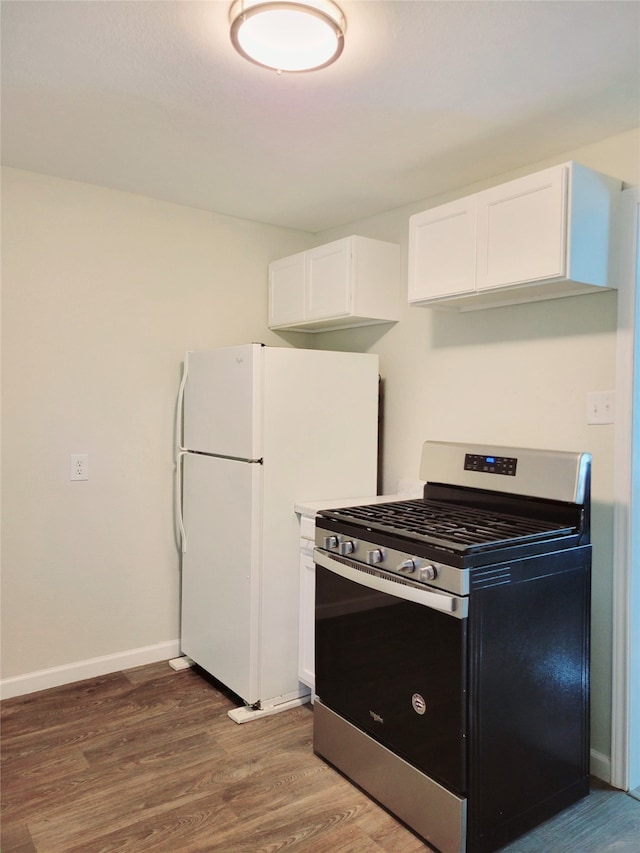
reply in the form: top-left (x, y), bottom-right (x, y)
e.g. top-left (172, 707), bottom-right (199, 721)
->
top-left (268, 252), bottom-right (305, 327)
top-left (408, 162), bottom-right (621, 311)
top-left (408, 196), bottom-right (477, 300)
top-left (269, 235), bottom-right (400, 332)
top-left (306, 240), bottom-right (352, 320)
top-left (476, 166), bottom-right (567, 290)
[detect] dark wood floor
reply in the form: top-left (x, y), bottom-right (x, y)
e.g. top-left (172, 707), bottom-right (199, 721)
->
top-left (2, 661), bottom-right (639, 852)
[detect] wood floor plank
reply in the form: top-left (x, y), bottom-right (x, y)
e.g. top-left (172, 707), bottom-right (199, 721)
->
top-left (500, 777), bottom-right (640, 852)
top-left (81, 723), bottom-right (225, 771)
top-left (123, 661), bottom-right (180, 685)
top-left (0, 744), bottom-right (89, 790)
top-left (34, 793), bottom-right (241, 853)
top-left (174, 785), bottom-right (375, 853)
top-left (0, 820), bottom-right (38, 853)
top-left (24, 748), bottom-right (234, 848)
top-left (1, 673), bottom-right (131, 737)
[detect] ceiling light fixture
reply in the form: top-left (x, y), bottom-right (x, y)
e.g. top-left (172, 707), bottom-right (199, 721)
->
top-left (229, 0), bottom-right (346, 73)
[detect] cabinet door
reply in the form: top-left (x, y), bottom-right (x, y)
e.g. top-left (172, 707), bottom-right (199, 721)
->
top-left (298, 549), bottom-right (315, 691)
top-left (476, 165), bottom-right (567, 291)
top-left (306, 238), bottom-right (351, 319)
top-left (408, 197), bottom-right (477, 301)
top-left (268, 252), bottom-right (305, 327)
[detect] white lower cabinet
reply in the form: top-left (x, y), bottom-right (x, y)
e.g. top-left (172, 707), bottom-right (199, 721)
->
top-left (409, 161), bottom-right (621, 311)
top-left (269, 235), bottom-right (400, 332)
top-left (298, 549), bottom-right (316, 694)
top-left (297, 511), bottom-right (317, 696)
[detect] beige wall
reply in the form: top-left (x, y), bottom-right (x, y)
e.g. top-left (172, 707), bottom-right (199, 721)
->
top-left (0, 168), bottom-right (313, 682)
top-left (2, 126), bottom-right (638, 770)
top-left (308, 127), bottom-right (640, 770)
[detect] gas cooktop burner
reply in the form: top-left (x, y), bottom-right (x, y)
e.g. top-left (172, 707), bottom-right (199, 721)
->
top-left (323, 498), bottom-right (576, 554)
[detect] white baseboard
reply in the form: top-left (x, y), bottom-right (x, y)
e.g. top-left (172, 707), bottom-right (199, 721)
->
top-left (0, 640), bottom-right (181, 700)
top-left (590, 748), bottom-right (612, 784)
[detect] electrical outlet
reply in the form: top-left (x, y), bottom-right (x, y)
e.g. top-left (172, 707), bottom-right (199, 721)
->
top-left (587, 391), bottom-right (615, 425)
top-left (70, 453), bottom-right (89, 481)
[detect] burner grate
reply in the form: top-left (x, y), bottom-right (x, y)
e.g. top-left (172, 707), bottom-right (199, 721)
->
top-left (325, 499), bottom-right (576, 553)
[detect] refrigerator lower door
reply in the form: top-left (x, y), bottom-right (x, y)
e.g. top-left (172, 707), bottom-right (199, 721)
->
top-left (181, 452), bottom-right (262, 705)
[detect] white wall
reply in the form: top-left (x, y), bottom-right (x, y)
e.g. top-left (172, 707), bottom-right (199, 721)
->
top-left (305, 127), bottom-right (640, 774)
top-left (0, 168), bottom-right (313, 690)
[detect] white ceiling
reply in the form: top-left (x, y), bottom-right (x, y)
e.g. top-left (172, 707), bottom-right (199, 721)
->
top-left (2, 1), bottom-right (639, 233)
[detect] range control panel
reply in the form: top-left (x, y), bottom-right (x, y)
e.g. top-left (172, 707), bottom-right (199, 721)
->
top-left (464, 453), bottom-right (517, 476)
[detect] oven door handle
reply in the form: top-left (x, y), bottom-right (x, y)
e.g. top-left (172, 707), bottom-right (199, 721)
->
top-left (314, 549), bottom-right (468, 619)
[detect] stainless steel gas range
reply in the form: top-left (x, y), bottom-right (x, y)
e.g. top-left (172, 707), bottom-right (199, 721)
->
top-left (313, 441), bottom-right (591, 853)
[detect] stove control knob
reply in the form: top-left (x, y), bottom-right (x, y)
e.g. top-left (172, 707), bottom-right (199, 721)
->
top-left (338, 540), bottom-right (356, 556)
top-left (397, 559), bottom-right (417, 574)
top-left (419, 564), bottom-right (438, 582)
top-left (366, 549), bottom-right (384, 565)
top-left (323, 535), bottom-right (339, 550)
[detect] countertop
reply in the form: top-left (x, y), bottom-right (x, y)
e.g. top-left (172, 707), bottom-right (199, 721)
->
top-left (294, 490), bottom-right (421, 518)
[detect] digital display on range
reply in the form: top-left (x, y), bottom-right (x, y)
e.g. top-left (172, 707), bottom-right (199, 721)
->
top-left (464, 453), bottom-right (517, 476)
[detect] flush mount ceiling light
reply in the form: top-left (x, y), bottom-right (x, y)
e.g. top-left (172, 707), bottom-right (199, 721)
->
top-left (229, 0), bottom-right (346, 73)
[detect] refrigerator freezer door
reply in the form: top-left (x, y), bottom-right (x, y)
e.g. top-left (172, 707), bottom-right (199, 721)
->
top-left (180, 452), bottom-right (262, 704)
top-left (183, 344), bottom-right (262, 459)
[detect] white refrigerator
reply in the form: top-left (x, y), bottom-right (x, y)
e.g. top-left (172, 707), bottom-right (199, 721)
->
top-left (175, 343), bottom-right (379, 721)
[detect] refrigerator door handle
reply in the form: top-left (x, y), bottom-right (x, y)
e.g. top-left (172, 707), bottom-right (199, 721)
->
top-left (175, 451), bottom-right (187, 553)
top-left (176, 357), bottom-right (188, 453)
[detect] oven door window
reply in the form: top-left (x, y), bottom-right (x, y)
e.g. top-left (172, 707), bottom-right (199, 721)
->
top-left (316, 563), bottom-right (467, 795)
